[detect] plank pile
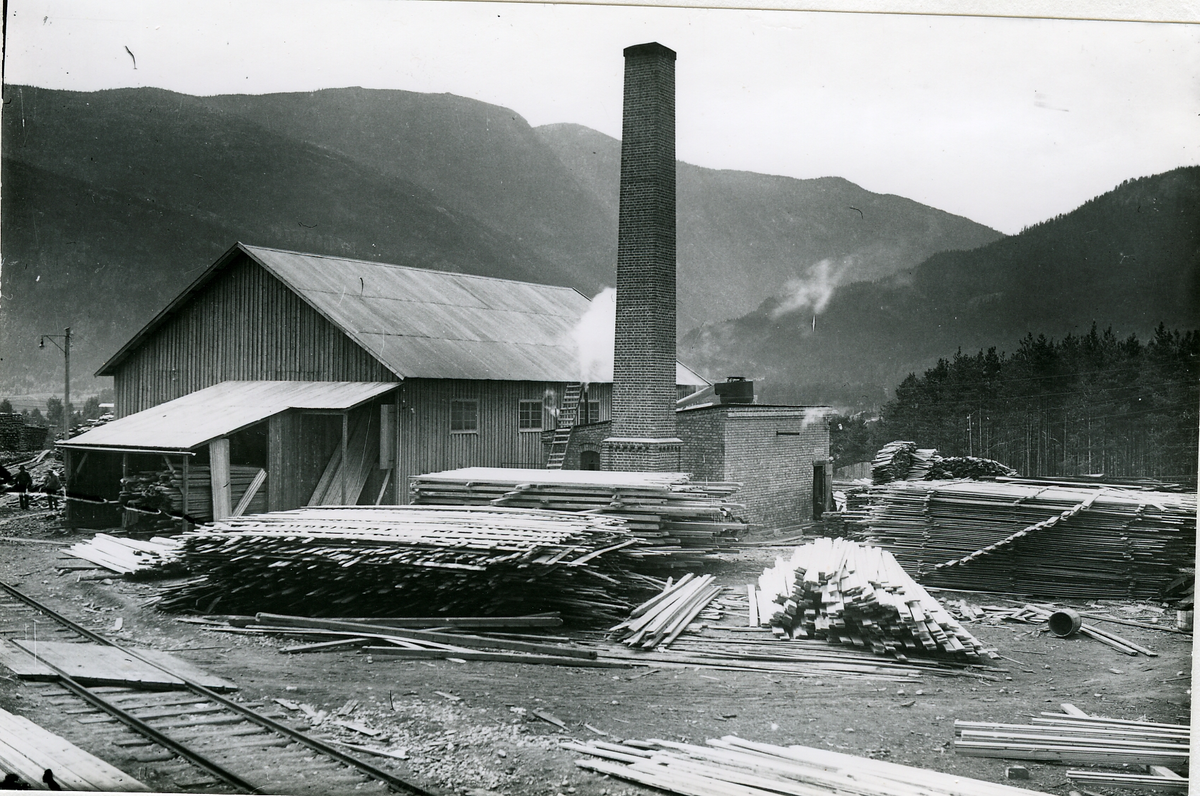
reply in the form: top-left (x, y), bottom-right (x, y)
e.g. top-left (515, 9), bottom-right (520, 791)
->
top-left (751, 537), bottom-right (994, 664)
top-left (63, 532), bottom-right (181, 574)
top-left (566, 735), bottom-right (1053, 796)
top-left (609, 573), bottom-right (723, 650)
top-left (205, 612), bottom-right (628, 668)
top-left (120, 465), bottom-right (267, 521)
top-left (0, 707), bottom-right (149, 791)
top-left (410, 468), bottom-right (745, 564)
top-left (150, 506), bottom-right (663, 623)
top-left (853, 480), bottom-right (1197, 599)
top-left (871, 441), bottom-right (1016, 484)
top-left (955, 705), bottom-right (1189, 775)
top-left (871, 440), bottom-right (917, 483)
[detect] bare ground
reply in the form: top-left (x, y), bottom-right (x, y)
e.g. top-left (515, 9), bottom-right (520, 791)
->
top-left (0, 504), bottom-right (1191, 796)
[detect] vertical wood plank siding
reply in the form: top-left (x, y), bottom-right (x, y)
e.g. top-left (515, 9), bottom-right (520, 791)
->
top-left (396, 379), bottom-right (573, 502)
top-left (113, 254), bottom-right (395, 416)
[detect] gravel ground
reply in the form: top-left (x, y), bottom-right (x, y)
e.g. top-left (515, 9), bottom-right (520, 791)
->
top-left (0, 506), bottom-right (1191, 795)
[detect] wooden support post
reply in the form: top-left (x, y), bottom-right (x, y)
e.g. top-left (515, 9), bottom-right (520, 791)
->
top-left (341, 412), bottom-right (349, 505)
top-left (181, 454), bottom-right (190, 531)
top-left (209, 438), bottom-right (232, 520)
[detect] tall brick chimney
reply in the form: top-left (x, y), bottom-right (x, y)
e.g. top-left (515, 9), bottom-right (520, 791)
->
top-left (602, 42), bottom-right (682, 472)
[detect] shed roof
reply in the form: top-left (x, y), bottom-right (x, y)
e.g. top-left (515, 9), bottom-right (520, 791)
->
top-left (60, 380), bottom-right (397, 453)
top-left (98, 244), bottom-right (708, 386)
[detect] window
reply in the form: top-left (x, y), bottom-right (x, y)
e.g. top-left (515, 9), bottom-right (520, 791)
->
top-left (519, 399), bottom-right (543, 431)
top-left (585, 400), bottom-right (601, 425)
top-left (450, 400), bottom-right (478, 433)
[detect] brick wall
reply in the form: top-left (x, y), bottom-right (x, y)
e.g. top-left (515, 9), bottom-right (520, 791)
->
top-left (679, 405), bottom-right (832, 530)
top-left (608, 42), bottom-right (678, 461)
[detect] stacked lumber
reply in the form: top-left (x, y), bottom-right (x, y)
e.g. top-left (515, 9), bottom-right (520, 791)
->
top-left (566, 735), bottom-right (1053, 796)
top-left (955, 707), bottom-right (1189, 771)
top-left (121, 465), bottom-right (267, 521)
top-left (0, 707), bottom-right (149, 791)
top-left (410, 468), bottom-right (745, 563)
top-left (208, 612), bottom-right (625, 668)
top-left (926, 456), bottom-right (1018, 480)
top-left (871, 441), bottom-right (1017, 484)
top-left (871, 440), bottom-right (917, 483)
top-left (151, 506), bottom-right (663, 623)
top-left (752, 537), bottom-right (993, 664)
top-left (854, 480), bottom-right (1197, 599)
top-left (63, 533), bottom-right (181, 574)
top-left (609, 574), bottom-right (723, 650)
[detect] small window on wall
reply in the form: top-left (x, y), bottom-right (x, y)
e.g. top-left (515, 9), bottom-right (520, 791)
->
top-left (450, 400), bottom-right (478, 433)
top-left (518, 399), bottom-right (543, 431)
top-left (586, 400), bottom-right (601, 425)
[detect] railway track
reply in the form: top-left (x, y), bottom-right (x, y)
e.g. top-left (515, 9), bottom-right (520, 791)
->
top-left (0, 580), bottom-right (439, 795)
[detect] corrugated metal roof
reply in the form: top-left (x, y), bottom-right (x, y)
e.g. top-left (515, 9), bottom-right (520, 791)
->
top-left (61, 381), bottom-right (397, 452)
top-left (97, 243), bottom-right (709, 385)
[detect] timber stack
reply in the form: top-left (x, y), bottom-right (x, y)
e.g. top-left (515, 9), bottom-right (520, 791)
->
top-left (410, 467), bottom-right (745, 564)
top-left (871, 440), bottom-right (1017, 484)
top-left (120, 465), bottom-right (267, 521)
top-left (150, 505), bottom-right (665, 623)
top-left (853, 480), bottom-right (1196, 599)
top-left (751, 537), bottom-right (994, 663)
top-left (566, 735), bottom-right (1052, 796)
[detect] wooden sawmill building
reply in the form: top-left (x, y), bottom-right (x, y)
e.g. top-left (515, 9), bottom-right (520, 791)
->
top-left (62, 242), bottom-right (708, 528)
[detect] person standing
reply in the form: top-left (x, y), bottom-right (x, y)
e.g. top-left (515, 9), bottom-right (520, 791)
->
top-left (12, 465), bottom-right (33, 510)
top-left (43, 470), bottom-right (62, 511)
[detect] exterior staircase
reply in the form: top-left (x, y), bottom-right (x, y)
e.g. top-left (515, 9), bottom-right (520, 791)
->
top-left (546, 383), bottom-right (582, 469)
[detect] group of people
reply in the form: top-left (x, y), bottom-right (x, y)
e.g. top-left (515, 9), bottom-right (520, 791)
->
top-left (0, 463), bottom-right (61, 510)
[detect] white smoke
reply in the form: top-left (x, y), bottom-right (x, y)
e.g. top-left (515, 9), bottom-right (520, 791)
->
top-left (572, 287), bottom-right (616, 382)
top-left (801, 406), bottom-right (832, 429)
top-left (769, 257), bottom-right (855, 320)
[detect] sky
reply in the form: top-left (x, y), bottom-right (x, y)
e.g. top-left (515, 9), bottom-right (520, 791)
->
top-left (3, 0), bottom-right (1198, 233)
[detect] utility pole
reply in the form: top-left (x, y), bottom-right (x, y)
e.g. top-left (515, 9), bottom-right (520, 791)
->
top-left (39, 327), bottom-right (71, 440)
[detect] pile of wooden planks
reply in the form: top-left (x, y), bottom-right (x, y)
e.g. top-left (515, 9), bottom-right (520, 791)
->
top-left (566, 735), bottom-right (1054, 796)
top-left (410, 468), bottom-right (745, 564)
top-left (201, 612), bottom-right (627, 668)
top-left (121, 464), bottom-right (267, 521)
top-left (609, 574), bottom-right (723, 650)
top-left (853, 480), bottom-right (1197, 599)
top-left (150, 506), bottom-right (664, 623)
top-left (751, 537), bottom-right (994, 664)
top-left (955, 704), bottom-right (1189, 778)
top-left (63, 533), bottom-right (181, 574)
top-left (0, 707), bottom-right (149, 791)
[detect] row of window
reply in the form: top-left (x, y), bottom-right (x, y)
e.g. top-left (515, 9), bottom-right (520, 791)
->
top-left (448, 399), bottom-right (601, 433)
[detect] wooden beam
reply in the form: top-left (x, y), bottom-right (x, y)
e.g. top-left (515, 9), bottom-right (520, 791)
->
top-left (209, 438), bottom-right (232, 521)
top-left (341, 412), bottom-right (349, 505)
top-left (231, 469), bottom-right (267, 517)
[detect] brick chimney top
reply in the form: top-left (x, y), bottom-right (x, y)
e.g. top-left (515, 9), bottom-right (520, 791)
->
top-left (624, 42), bottom-right (676, 60)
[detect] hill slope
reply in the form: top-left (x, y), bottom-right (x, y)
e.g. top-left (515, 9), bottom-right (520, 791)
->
top-left (680, 167), bottom-right (1200, 408)
top-left (1, 85), bottom-right (1002, 395)
top-left (537, 123), bottom-right (1001, 330)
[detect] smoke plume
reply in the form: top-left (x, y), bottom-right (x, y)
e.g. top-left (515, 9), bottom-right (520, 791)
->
top-left (769, 257), bottom-right (856, 320)
top-left (571, 287), bottom-right (616, 382)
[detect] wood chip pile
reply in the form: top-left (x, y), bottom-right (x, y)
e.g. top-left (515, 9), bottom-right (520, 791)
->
top-left (566, 735), bottom-right (1051, 796)
top-left (410, 468), bottom-right (745, 564)
top-left (150, 506), bottom-right (664, 623)
top-left (751, 537), bottom-right (994, 664)
top-left (853, 480), bottom-right (1197, 599)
